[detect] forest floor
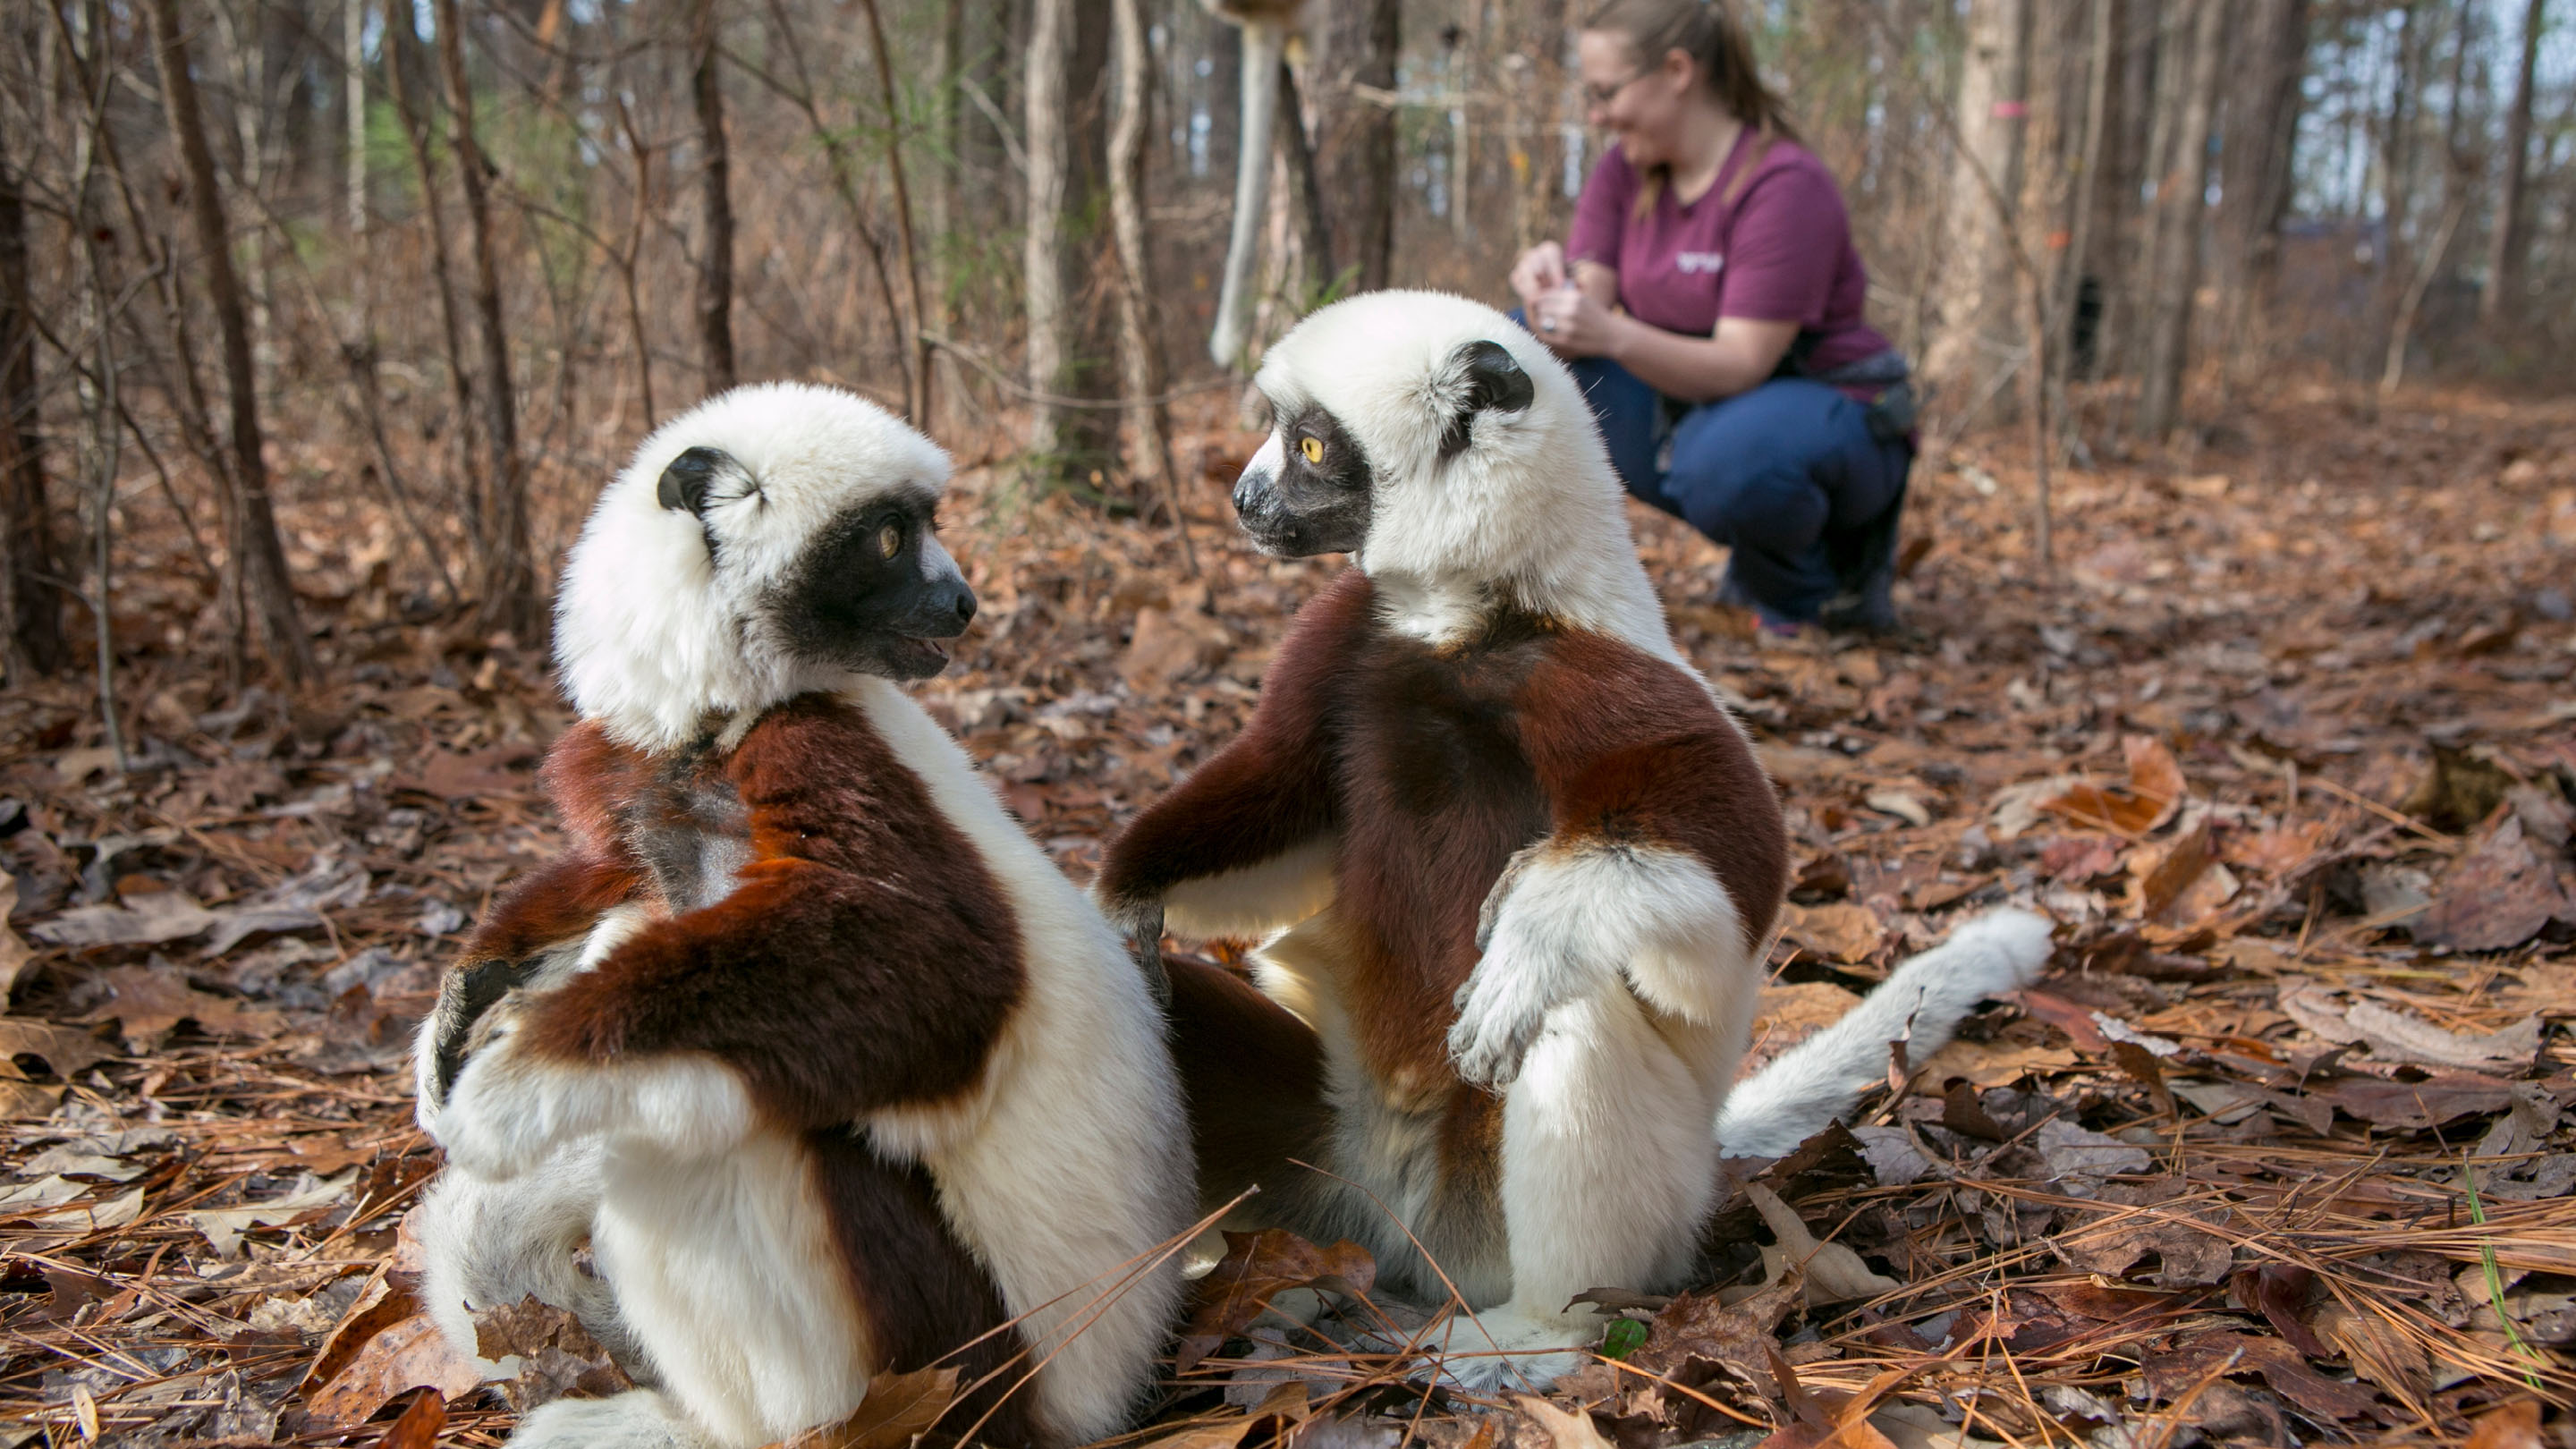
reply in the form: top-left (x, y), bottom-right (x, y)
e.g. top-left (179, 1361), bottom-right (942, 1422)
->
top-left (1, 376), bottom-right (2573, 1449)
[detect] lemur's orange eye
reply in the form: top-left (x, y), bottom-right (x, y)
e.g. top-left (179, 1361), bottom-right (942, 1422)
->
top-left (1301, 436), bottom-right (1325, 464)
top-left (877, 523), bottom-right (902, 559)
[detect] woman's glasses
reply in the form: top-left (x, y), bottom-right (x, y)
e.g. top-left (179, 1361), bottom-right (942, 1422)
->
top-left (1581, 70), bottom-right (1646, 109)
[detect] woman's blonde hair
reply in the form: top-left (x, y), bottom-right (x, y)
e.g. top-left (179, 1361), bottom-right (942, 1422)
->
top-left (1584, 0), bottom-right (1797, 216)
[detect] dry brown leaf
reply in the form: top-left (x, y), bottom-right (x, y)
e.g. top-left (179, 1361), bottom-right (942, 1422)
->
top-left (2416, 816), bottom-right (2574, 952)
top-left (75, 962), bottom-right (282, 1047)
top-left (303, 1274), bottom-right (419, 1397)
top-left (303, 1312), bottom-right (486, 1428)
top-left (0, 1017), bottom-right (115, 1079)
top-left (402, 741), bottom-right (543, 800)
top-left (0, 877), bottom-right (30, 999)
top-left (2133, 819), bottom-right (2215, 920)
top-left (1782, 902), bottom-right (1883, 963)
top-left (1175, 1229), bottom-right (1377, 1376)
top-left (1513, 1395), bottom-right (1614, 1449)
top-left (377, 1389), bottom-right (445, 1449)
top-left (1628, 1269), bottom-right (1802, 1394)
top-left (779, 1366), bottom-right (960, 1449)
top-left (2463, 1399), bottom-right (2545, 1449)
top-left (1911, 1038), bottom-right (2080, 1090)
top-left (1135, 1415), bottom-right (1261, 1449)
top-left (2056, 1202), bottom-right (2233, 1286)
top-left (2044, 736), bottom-right (2186, 836)
top-left (2318, 1072), bottom-right (2515, 1131)
top-left (2140, 1330), bottom-right (2379, 1422)
top-left (473, 1293), bottom-right (635, 1411)
top-left (1746, 1182), bottom-right (1898, 1304)
top-left (2310, 1303), bottom-right (2431, 1405)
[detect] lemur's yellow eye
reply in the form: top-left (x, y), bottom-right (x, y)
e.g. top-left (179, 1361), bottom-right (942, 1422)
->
top-left (877, 523), bottom-right (902, 560)
top-left (1301, 436), bottom-right (1325, 464)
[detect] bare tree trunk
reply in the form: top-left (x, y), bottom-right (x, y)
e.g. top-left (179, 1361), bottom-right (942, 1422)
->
top-left (2132, 0), bottom-right (2224, 440)
top-left (432, 0), bottom-right (539, 640)
top-left (859, 0), bottom-right (932, 427)
top-left (1277, 57), bottom-right (1335, 304)
top-left (344, 0), bottom-right (367, 238)
top-left (2212, 0), bottom-right (2308, 377)
top-left (2481, 0), bottom-right (2545, 323)
top-left (2046, 0), bottom-right (2113, 410)
top-left (1922, 0), bottom-right (2031, 423)
top-left (146, 0), bottom-right (313, 680)
top-left (690, 0), bottom-right (735, 395)
top-left (383, 0), bottom-right (479, 536)
top-left (1315, 0), bottom-right (1399, 294)
top-left (1023, 0), bottom-right (1115, 487)
top-left (0, 103), bottom-right (65, 679)
top-left (2373, 2), bottom-right (2424, 352)
top-left (1107, 0), bottom-right (1192, 570)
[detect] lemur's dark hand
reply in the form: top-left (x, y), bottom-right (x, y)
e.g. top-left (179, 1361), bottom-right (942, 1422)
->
top-left (1101, 895), bottom-right (1172, 1009)
top-left (422, 957), bottom-right (538, 1111)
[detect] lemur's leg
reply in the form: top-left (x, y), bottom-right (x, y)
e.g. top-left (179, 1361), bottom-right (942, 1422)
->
top-left (1430, 984), bottom-right (1726, 1393)
top-left (592, 1128), bottom-right (1037, 1449)
top-left (412, 1142), bottom-right (647, 1379)
top-left (1716, 909), bottom-right (2054, 1158)
top-left (1167, 957), bottom-right (1333, 1217)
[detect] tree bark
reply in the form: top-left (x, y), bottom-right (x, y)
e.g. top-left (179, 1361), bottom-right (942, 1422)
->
top-left (1022, 0), bottom-right (1116, 487)
top-left (382, 0), bottom-right (479, 536)
top-left (1109, 0), bottom-right (1194, 568)
top-left (146, 0), bottom-right (313, 680)
top-left (0, 102), bottom-right (65, 679)
top-left (344, 0), bottom-right (367, 239)
top-left (1314, 0), bottom-right (1399, 294)
top-left (2212, 0), bottom-right (2307, 373)
top-left (431, 0), bottom-right (539, 640)
top-left (690, 0), bottom-right (736, 395)
top-left (2132, 0), bottom-right (2225, 440)
top-left (1921, 0), bottom-right (2031, 423)
top-left (2481, 0), bottom-right (2545, 323)
top-left (858, 0), bottom-right (931, 428)
top-left (2047, 0), bottom-right (2113, 400)
top-left (1277, 57), bottom-right (1335, 304)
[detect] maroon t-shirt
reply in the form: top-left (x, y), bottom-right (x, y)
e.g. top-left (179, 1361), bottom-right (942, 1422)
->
top-left (1567, 131), bottom-right (1893, 386)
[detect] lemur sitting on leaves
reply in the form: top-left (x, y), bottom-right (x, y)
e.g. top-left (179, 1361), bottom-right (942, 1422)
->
top-left (1097, 292), bottom-right (2052, 1391)
top-left (411, 383), bottom-right (1191, 1449)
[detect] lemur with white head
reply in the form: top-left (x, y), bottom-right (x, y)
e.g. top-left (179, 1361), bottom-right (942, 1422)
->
top-left (1099, 292), bottom-right (2051, 1388)
top-left (411, 383), bottom-right (1191, 1449)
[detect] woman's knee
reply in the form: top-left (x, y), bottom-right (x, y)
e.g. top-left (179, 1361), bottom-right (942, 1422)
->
top-left (1666, 449), bottom-right (1829, 550)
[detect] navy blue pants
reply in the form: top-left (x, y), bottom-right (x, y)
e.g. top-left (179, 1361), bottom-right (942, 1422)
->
top-left (1531, 333), bottom-right (1911, 623)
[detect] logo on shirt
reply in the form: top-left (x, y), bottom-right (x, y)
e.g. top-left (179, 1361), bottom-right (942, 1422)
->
top-left (1675, 250), bottom-right (1725, 275)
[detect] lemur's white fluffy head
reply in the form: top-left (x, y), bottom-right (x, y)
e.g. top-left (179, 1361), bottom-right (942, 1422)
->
top-left (1240, 291), bottom-right (1670, 653)
top-left (555, 382), bottom-right (973, 752)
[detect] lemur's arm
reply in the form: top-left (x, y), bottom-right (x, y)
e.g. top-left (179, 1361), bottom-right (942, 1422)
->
top-left (414, 852), bottom-right (644, 1130)
top-left (434, 852), bottom-right (1025, 1177)
top-left (1449, 633), bottom-right (1789, 1087)
top-left (1094, 572), bottom-right (1371, 956)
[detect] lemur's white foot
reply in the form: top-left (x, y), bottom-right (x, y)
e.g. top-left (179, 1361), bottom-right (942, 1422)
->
top-left (507, 1389), bottom-right (717, 1449)
top-left (1385, 1305), bottom-right (1598, 1395)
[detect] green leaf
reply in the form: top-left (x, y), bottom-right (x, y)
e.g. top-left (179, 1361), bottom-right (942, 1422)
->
top-left (1599, 1317), bottom-right (1648, 1360)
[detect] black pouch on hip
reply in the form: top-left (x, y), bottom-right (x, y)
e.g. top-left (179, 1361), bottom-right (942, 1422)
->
top-left (1864, 379), bottom-right (1918, 445)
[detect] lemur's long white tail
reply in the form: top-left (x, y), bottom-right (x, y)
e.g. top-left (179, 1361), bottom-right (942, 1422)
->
top-left (1714, 908), bottom-right (2055, 1159)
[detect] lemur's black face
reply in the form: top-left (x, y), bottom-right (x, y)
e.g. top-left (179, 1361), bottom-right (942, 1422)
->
top-left (777, 493), bottom-right (977, 680)
top-left (1232, 402), bottom-right (1374, 557)
top-left (658, 445), bottom-right (976, 682)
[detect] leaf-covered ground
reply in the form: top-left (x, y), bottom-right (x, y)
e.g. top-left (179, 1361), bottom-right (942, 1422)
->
top-left (2, 379), bottom-right (2572, 1448)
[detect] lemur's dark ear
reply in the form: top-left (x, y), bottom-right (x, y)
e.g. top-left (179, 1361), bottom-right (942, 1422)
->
top-left (1438, 340), bottom-right (1534, 460)
top-left (657, 445), bottom-right (730, 515)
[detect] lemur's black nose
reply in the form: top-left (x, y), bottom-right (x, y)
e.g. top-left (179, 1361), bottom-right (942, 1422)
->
top-left (952, 588), bottom-right (978, 626)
